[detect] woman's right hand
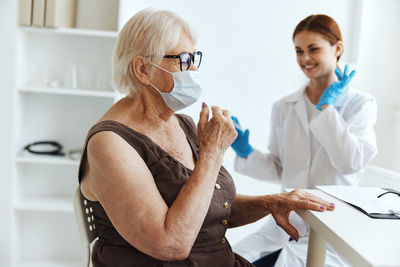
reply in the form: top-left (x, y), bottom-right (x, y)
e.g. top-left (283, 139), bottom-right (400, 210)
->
top-left (197, 103), bottom-right (237, 161)
top-left (266, 189), bottom-right (335, 241)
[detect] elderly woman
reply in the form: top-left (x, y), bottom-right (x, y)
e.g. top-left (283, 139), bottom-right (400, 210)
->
top-left (78, 8), bottom-right (334, 266)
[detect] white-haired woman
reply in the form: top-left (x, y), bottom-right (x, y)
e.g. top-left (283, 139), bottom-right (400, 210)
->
top-left (78, 8), bottom-right (335, 266)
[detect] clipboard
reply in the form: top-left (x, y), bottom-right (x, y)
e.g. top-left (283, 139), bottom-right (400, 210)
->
top-left (316, 185), bottom-right (400, 220)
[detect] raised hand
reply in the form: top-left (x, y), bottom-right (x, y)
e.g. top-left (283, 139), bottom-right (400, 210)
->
top-left (316, 64), bottom-right (356, 110)
top-left (197, 103), bottom-right (238, 161)
top-left (230, 116), bottom-right (253, 158)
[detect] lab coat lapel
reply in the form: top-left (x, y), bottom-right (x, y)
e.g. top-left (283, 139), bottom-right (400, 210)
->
top-left (293, 93), bottom-right (311, 188)
top-left (281, 88), bottom-right (311, 188)
top-left (285, 86), bottom-right (310, 136)
top-left (294, 96), bottom-right (309, 137)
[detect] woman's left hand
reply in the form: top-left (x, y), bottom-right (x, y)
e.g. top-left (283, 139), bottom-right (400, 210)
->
top-left (266, 189), bottom-right (335, 241)
top-left (316, 64), bottom-right (356, 111)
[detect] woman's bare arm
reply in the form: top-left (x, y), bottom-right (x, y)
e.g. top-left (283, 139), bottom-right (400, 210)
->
top-left (81, 105), bottom-right (237, 261)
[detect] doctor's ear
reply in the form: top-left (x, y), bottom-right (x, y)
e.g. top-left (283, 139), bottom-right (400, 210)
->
top-left (132, 56), bottom-right (151, 85)
top-left (335, 41), bottom-right (344, 58)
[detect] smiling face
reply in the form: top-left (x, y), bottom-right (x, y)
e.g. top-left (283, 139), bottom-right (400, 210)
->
top-left (294, 30), bottom-right (343, 80)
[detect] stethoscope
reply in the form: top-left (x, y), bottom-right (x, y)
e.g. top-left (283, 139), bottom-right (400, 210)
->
top-left (24, 141), bottom-right (82, 160)
top-left (24, 141), bottom-right (65, 155)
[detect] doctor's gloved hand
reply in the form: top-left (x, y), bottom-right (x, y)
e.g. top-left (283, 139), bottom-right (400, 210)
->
top-left (230, 116), bottom-right (253, 158)
top-left (316, 64), bottom-right (356, 111)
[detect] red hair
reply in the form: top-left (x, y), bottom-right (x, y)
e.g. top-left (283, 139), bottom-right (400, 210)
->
top-left (293, 15), bottom-right (343, 61)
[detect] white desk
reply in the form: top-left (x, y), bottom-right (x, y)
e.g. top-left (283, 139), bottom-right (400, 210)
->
top-left (295, 189), bottom-right (400, 267)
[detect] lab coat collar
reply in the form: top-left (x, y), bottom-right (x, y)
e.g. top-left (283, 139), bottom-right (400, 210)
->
top-left (283, 84), bottom-right (310, 136)
top-left (282, 84), bottom-right (307, 103)
top-left (295, 91), bottom-right (309, 136)
top-left (283, 83), bottom-right (351, 108)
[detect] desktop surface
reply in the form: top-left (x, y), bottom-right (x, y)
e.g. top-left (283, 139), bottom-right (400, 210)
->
top-left (294, 189), bottom-right (400, 267)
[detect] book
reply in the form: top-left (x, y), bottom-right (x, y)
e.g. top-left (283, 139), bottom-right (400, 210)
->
top-left (32, 0), bottom-right (45, 26)
top-left (317, 185), bottom-right (400, 219)
top-left (18, 0), bottom-right (32, 26)
top-left (45, 0), bottom-right (77, 28)
top-left (75, 0), bottom-right (118, 31)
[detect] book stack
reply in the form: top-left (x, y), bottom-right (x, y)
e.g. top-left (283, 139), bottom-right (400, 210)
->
top-left (18, 0), bottom-right (77, 28)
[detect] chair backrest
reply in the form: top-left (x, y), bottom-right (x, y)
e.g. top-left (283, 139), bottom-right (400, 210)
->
top-left (73, 186), bottom-right (98, 267)
top-left (359, 165), bottom-right (400, 192)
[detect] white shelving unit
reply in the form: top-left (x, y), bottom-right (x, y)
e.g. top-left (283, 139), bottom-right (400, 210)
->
top-left (14, 196), bottom-right (74, 213)
top-left (11, 23), bottom-right (119, 267)
top-left (16, 154), bottom-right (80, 166)
top-left (18, 86), bottom-right (116, 98)
top-left (19, 26), bottom-right (118, 38)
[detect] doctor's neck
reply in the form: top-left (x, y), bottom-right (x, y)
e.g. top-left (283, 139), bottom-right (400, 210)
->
top-left (306, 70), bottom-right (338, 104)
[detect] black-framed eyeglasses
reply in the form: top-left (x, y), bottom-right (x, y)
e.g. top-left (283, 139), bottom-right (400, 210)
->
top-left (163, 51), bottom-right (202, 71)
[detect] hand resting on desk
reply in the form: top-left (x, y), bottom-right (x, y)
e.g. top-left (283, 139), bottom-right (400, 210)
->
top-left (267, 189), bottom-right (335, 241)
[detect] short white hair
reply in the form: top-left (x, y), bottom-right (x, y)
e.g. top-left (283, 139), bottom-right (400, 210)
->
top-left (112, 8), bottom-right (197, 95)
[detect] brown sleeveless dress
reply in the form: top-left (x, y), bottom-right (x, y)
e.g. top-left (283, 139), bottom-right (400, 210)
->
top-left (78, 114), bottom-right (254, 267)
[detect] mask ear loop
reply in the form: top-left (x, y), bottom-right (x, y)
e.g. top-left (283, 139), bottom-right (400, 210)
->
top-left (149, 83), bottom-right (163, 94)
top-left (149, 61), bottom-right (172, 74)
top-left (148, 61), bottom-right (174, 94)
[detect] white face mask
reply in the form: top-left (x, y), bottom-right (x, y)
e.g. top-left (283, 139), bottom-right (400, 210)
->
top-left (149, 62), bottom-right (203, 112)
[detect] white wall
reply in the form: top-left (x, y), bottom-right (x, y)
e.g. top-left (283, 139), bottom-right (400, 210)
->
top-left (0, 0), bottom-right (17, 265)
top-left (355, 0), bottom-right (400, 171)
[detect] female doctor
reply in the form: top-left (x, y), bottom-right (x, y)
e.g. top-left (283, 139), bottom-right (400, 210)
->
top-left (230, 14), bottom-right (377, 267)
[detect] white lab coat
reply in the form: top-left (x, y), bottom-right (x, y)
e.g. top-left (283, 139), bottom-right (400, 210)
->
top-left (233, 85), bottom-right (377, 266)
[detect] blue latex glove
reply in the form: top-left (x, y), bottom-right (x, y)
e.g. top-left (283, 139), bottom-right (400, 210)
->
top-left (316, 64), bottom-right (356, 111)
top-left (231, 116), bottom-right (253, 158)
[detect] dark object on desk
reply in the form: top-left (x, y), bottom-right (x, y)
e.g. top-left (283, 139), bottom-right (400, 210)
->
top-left (377, 188), bottom-right (400, 198)
top-left (348, 203), bottom-right (400, 219)
top-left (317, 185), bottom-right (400, 220)
top-left (24, 140), bottom-right (65, 156)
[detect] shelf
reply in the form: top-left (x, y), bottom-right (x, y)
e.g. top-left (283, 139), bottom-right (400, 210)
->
top-left (20, 26), bottom-right (118, 38)
top-left (14, 196), bottom-right (74, 212)
top-left (19, 260), bottom-right (81, 267)
top-left (16, 154), bottom-right (80, 166)
top-left (11, 2), bottom-right (118, 264)
top-left (12, 3), bottom-right (118, 264)
top-left (18, 86), bottom-right (116, 98)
